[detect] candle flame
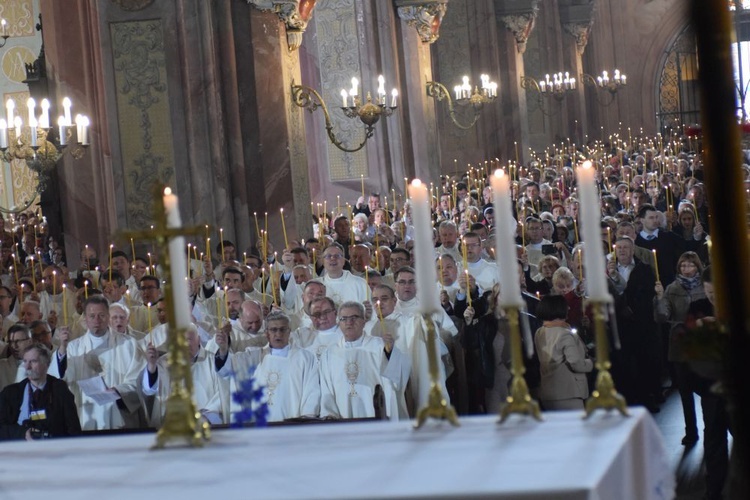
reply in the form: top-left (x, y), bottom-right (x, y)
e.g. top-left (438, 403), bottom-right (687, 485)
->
top-left (164, 187), bottom-right (172, 196)
top-left (411, 179), bottom-right (423, 188)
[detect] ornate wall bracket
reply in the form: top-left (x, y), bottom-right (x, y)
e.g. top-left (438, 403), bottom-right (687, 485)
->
top-left (247, 0), bottom-right (317, 51)
top-left (499, 10), bottom-right (538, 54)
top-left (395, 0), bottom-right (448, 45)
top-left (563, 22), bottom-right (592, 55)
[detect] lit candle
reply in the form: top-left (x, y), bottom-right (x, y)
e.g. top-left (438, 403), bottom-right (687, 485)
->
top-left (62, 97), bottom-right (72, 126)
top-left (280, 208), bottom-right (288, 249)
top-left (652, 249), bottom-right (660, 282)
top-left (224, 286), bottom-right (230, 321)
top-left (341, 89), bottom-right (348, 107)
top-left (0, 119), bottom-right (7, 149)
top-left (490, 169), bottom-right (524, 307)
top-left (390, 89), bottom-right (398, 108)
top-left (464, 270), bottom-right (472, 308)
top-left (29, 256), bottom-right (36, 290)
top-left (576, 161), bottom-right (610, 301)
top-left (26, 98), bottom-right (35, 124)
top-left (220, 228), bottom-right (225, 262)
top-left (360, 174), bottom-right (365, 199)
top-left (108, 244), bottom-right (114, 282)
top-left (407, 179), bottom-right (440, 313)
top-left (163, 187), bottom-right (192, 329)
top-left (147, 302), bottom-right (153, 332)
top-left (40, 99), bottom-right (50, 129)
top-left (5, 98), bottom-right (13, 126)
top-left (62, 284), bottom-right (69, 327)
top-left (52, 270), bottom-right (57, 296)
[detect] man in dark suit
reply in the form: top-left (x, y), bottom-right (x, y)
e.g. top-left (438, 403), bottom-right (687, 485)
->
top-left (0, 343), bottom-right (81, 440)
top-left (635, 204), bottom-right (685, 287)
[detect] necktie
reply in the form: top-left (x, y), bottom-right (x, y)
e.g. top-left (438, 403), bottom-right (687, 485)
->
top-left (646, 234), bottom-right (656, 241)
top-left (31, 389), bottom-right (44, 409)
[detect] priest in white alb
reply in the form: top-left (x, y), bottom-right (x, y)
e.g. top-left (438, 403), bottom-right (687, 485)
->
top-left (290, 296), bottom-right (343, 361)
top-left (319, 301), bottom-right (410, 420)
top-left (320, 244), bottom-right (369, 306)
top-left (214, 312), bottom-right (320, 422)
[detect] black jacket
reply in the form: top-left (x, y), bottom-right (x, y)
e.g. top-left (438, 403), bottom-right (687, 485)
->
top-left (0, 375), bottom-right (81, 440)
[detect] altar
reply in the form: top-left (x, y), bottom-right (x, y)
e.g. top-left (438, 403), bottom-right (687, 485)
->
top-left (0, 407), bottom-right (673, 500)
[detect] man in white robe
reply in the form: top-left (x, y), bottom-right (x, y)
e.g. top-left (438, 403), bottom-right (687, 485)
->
top-left (215, 312), bottom-right (319, 422)
top-left (320, 302), bottom-right (410, 420)
top-left (320, 244), bottom-right (368, 306)
top-left (37, 265), bottom-right (76, 322)
top-left (109, 303), bottom-right (146, 341)
top-left (435, 220), bottom-right (462, 262)
top-left (141, 324), bottom-right (227, 426)
top-left (436, 254), bottom-right (461, 313)
top-left (137, 299), bottom-right (169, 352)
top-left (49, 295), bottom-right (145, 430)
top-left (460, 232), bottom-right (498, 293)
top-left (291, 296), bottom-right (343, 361)
top-left (205, 298), bottom-right (266, 354)
top-left (127, 275), bottom-right (161, 333)
top-left (285, 279), bottom-right (325, 332)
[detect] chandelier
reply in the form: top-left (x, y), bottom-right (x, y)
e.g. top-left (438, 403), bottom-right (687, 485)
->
top-left (581, 69), bottom-right (627, 105)
top-left (426, 74), bottom-right (498, 130)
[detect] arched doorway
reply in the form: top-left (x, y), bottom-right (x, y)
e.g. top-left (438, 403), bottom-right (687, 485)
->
top-left (655, 25), bottom-right (700, 135)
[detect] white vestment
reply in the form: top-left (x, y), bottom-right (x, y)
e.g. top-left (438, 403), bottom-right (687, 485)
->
top-left (137, 323), bottom-right (169, 353)
top-left (204, 322), bottom-right (267, 355)
top-left (37, 290), bottom-right (77, 322)
top-left (128, 305), bottom-right (159, 335)
top-left (49, 330), bottom-right (145, 430)
top-left (219, 345), bottom-right (320, 422)
top-left (319, 335), bottom-right (410, 420)
top-left (140, 346), bottom-right (228, 426)
top-left (463, 258), bottom-right (498, 294)
top-left (290, 326), bottom-right (343, 362)
top-left (321, 271), bottom-right (368, 306)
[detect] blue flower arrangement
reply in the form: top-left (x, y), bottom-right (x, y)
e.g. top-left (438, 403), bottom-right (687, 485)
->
top-left (231, 366), bottom-right (269, 428)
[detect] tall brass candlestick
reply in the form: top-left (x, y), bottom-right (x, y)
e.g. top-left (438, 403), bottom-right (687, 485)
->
top-left (498, 306), bottom-right (542, 422)
top-left (584, 301), bottom-right (628, 417)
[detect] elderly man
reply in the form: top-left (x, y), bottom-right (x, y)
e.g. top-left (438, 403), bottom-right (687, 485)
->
top-left (320, 301), bottom-right (410, 420)
top-left (349, 244), bottom-right (371, 278)
top-left (19, 301), bottom-right (43, 326)
top-left (215, 312), bottom-right (319, 422)
top-left (141, 324), bottom-right (227, 426)
top-left (0, 344), bottom-right (81, 440)
top-left (320, 243), bottom-right (368, 306)
top-left (50, 295), bottom-right (145, 430)
top-left (29, 321), bottom-right (53, 350)
top-left (290, 296), bottom-right (344, 361)
top-left (109, 303), bottom-right (146, 341)
top-left (436, 254), bottom-right (461, 314)
top-left (436, 221), bottom-right (461, 262)
top-left (0, 325), bottom-right (33, 390)
top-left (205, 299), bottom-right (267, 354)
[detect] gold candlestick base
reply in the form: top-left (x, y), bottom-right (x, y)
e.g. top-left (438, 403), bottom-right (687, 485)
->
top-left (584, 366), bottom-right (629, 418)
top-left (498, 306), bottom-right (542, 423)
top-left (414, 314), bottom-right (460, 429)
top-left (583, 301), bottom-right (629, 418)
top-left (152, 396), bottom-right (210, 449)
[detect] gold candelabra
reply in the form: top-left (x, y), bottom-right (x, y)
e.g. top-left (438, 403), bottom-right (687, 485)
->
top-left (0, 96), bottom-right (90, 214)
top-left (414, 313), bottom-right (459, 428)
top-left (498, 305), bottom-right (542, 423)
top-left (521, 73), bottom-right (576, 115)
top-left (120, 184), bottom-right (209, 449)
top-left (426, 74), bottom-right (497, 130)
top-left (580, 70), bottom-right (627, 106)
top-left (291, 76), bottom-right (398, 153)
top-left (583, 300), bottom-right (628, 418)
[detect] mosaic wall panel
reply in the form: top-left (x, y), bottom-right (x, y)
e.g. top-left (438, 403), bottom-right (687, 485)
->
top-left (110, 19), bottom-right (175, 229)
top-left (314, 0), bottom-right (367, 181)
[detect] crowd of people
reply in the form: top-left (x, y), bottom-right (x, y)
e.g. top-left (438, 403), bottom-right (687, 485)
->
top-left (0, 135), bottom-right (735, 498)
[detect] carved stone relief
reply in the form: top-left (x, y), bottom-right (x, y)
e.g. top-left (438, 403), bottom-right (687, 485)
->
top-left (395, 0), bottom-right (448, 44)
top-left (563, 21), bottom-right (592, 55)
top-left (248, 0), bottom-right (317, 51)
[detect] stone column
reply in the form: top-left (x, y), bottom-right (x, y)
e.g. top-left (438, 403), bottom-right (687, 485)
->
top-left (395, 0), bottom-right (447, 184)
top-left (494, 0), bottom-right (539, 164)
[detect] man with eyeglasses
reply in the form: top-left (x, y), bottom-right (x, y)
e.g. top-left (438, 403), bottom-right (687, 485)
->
top-left (0, 325), bottom-right (33, 390)
top-left (320, 301), bottom-right (410, 420)
top-left (215, 312), bottom-right (319, 422)
top-left (125, 275), bottom-right (161, 334)
top-left (291, 296), bottom-right (343, 361)
top-left (49, 295), bottom-right (145, 430)
top-left (320, 243), bottom-right (368, 306)
top-left (205, 298), bottom-right (267, 355)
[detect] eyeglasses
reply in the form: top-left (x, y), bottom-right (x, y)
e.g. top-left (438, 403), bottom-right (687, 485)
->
top-left (311, 309), bottom-right (335, 319)
top-left (338, 315), bottom-right (362, 323)
top-left (396, 279), bottom-right (416, 286)
top-left (9, 338), bottom-right (30, 344)
top-left (266, 327), bottom-right (289, 334)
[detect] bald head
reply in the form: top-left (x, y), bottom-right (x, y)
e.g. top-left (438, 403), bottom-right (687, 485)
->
top-left (240, 300), bottom-right (263, 333)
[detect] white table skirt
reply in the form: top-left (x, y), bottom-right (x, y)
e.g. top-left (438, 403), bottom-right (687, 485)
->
top-left (0, 407), bottom-right (674, 500)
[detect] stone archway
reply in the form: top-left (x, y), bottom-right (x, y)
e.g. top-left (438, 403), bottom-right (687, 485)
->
top-left (655, 24), bottom-right (700, 134)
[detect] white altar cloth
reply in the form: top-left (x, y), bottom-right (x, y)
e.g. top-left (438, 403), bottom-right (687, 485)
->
top-left (0, 408), bottom-right (673, 500)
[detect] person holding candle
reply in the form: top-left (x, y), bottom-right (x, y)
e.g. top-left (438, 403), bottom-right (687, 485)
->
top-left (319, 244), bottom-right (368, 307)
top-left (109, 251), bottom-right (140, 301)
top-left (49, 295), bottom-right (146, 430)
top-left (635, 204), bottom-right (685, 287)
top-left (654, 251), bottom-right (706, 445)
top-left (108, 303), bottom-right (146, 341)
top-left (671, 204), bottom-right (708, 262)
top-left (435, 221), bottom-right (462, 262)
top-left (291, 296), bottom-right (343, 362)
top-left (204, 296), bottom-right (267, 355)
top-left (459, 232), bottom-right (497, 293)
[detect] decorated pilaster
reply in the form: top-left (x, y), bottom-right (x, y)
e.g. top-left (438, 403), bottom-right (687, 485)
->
top-left (494, 0), bottom-right (540, 164)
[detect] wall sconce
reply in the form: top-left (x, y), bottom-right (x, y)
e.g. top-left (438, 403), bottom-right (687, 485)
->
top-left (521, 72), bottom-right (576, 115)
top-left (0, 19), bottom-right (9, 48)
top-left (580, 69), bottom-right (627, 105)
top-left (291, 75), bottom-right (398, 153)
top-left (0, 96), bottom-right (91, 213)
top-left (426, 74), bottom-right (498, 130)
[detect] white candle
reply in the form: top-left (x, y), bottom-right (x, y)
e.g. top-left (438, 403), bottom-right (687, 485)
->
top-left (407, 179), bottom-right (440, 313)
top-left (490, 170), bottom-right (524, 307)
top-left (40, 99), bottom-right (50, 129)
top-left (5, 98), bottom-right (13, 125)
top-left (390, 89), bottom-right (398, 107)
top-left (13, 116), bottom-right (21, 138)
top-left (0, 119), bottom-right (7, 149)
top-left (341, 89), bottom-right (348, 107)
top-left (26, 98), bottom-right (35, 124)
top-left (57, 116), bottom-right (67, 146)
top-left (80, 116), bottom-right (89, 145)
top-left (75, 114), bottom-right (83, 140)
top-left (29, 118), bottom-right (37, 147)
top-left (62, 97), bottom-right (72, 126)
top-left (163, 187), bottom-right (192, 329)
top-left (576, 161), bottom-right (611, 301)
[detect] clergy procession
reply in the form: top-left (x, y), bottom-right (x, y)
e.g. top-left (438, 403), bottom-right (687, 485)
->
top-left (0, 127), bottom-right (739, 498)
